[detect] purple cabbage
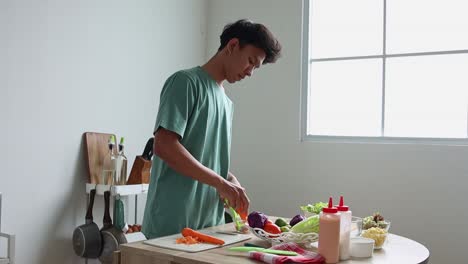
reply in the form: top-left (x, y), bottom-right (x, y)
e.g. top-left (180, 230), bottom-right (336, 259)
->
top-left (247, 211), bottom-right (268, 229)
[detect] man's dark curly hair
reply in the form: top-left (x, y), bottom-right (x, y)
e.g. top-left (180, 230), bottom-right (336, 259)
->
top-left (218, 19), bottom-right (282, 64)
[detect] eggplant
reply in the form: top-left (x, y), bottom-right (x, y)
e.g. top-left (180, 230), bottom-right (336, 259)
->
top-left (289, 214), bottom-right (305, 227)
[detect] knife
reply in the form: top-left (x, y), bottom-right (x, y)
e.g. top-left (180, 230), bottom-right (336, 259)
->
top-left (228, 246), bottom-right (298, 256)
top-left (215, 231), bottom-right (241, 235)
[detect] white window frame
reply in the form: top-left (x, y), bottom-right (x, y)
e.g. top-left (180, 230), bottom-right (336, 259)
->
top-left (300, 0), bottom-right (468, 145)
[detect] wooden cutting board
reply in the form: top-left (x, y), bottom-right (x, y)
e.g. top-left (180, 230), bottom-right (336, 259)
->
top-left (83, 132), bottom-right (116, 184)
top-left (143, 229), bottom-right (251, 253)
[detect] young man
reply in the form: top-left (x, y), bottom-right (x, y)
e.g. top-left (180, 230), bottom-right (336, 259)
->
top-left (142, 19), bottom-right (281, 239)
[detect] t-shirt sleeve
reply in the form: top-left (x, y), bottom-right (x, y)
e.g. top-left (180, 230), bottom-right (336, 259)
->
top-left (153, 72), bottom-right (197, 138)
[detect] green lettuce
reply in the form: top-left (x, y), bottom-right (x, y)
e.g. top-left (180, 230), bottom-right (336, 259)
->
top-left (300, 202), bottom-right (328, 214)
top-left (291, 215), bottom-right (320, 234)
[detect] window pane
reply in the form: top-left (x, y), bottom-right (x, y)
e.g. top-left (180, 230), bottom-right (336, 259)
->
top-left (310, 0), bottom-right (383, 59)
top-left (387, 0), bottom-right (468, 54)
top-left (308, 59), bottom-right (383, 136)
top-left (385, 55), bottom-right (468, 138)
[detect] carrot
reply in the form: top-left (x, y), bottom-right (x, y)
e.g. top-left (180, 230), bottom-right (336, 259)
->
top-left (181, 228), bottom-right (225, 245)
top-left (176, 236), bottom-right (200, 245)
top-left (239, 211), bottom-right (247, 221)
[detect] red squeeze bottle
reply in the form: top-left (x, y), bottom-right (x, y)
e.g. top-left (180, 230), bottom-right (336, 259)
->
top-left (318, 197), bottom-right (341, 263)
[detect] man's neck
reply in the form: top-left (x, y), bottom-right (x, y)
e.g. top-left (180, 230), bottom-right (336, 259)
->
top-left (201, 54), bottom-right (226, 86)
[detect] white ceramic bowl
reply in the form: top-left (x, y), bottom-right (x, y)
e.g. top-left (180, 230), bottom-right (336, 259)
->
top-left (350, 237), bottom-right (375, 258)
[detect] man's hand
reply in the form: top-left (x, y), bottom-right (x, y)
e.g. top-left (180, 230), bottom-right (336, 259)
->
top-left (227, 172), bottom-right (241, 187)
top-left (217, 173), bottom-right (250, 217)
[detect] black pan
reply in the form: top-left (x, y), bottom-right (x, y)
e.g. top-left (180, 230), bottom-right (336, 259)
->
top-left (72, 189), bottom-right (102, 258)
top-left (99, 190), bottom-right (127, 264)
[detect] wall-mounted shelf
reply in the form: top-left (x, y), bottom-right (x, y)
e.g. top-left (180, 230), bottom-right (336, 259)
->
top-left (85, 183), bottom-right (149, 196)
top-left (85, 183), bottom-right (148, 227)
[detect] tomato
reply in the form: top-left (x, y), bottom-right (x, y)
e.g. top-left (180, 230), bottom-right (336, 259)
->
top-left (263, 223), bottom-right (281, 234)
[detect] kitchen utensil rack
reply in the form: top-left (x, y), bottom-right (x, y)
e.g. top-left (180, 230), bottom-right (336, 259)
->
top-left (83, 184), bottom-right (148, 263)
top-left (85, 183), bottom-right (148, 225)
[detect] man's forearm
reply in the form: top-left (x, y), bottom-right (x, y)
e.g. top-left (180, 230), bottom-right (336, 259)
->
top-left (155, 136), bottom-right (224, 188)
top-left (154, 128), bottom-right (248, 212)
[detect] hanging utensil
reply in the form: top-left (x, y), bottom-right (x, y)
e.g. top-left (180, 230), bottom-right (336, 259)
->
top-left (72, 188), bottom-right (102, 258)
top-left (99, 190), bottom-right (127, 264)
top-left (113, 194), bottom-right (125, 231)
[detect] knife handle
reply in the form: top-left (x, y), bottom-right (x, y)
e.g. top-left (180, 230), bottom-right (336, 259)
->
top-left (244, 243), bottom-right (265, 248)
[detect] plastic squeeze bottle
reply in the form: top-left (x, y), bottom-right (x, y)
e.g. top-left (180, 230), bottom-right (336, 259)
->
top-left (318, 197), bottom-right (341, 264)
top-left (337, 196), bottom-right (352, 260)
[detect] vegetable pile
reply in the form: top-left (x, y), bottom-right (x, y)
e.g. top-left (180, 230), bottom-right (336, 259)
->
top-left (247, 211), bottom-right (285, 234)
top-left (247, 211), bottom-right (319, 234)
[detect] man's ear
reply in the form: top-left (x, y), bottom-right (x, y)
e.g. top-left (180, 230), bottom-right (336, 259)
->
top-left (226, 38), bottom-right (239, 55)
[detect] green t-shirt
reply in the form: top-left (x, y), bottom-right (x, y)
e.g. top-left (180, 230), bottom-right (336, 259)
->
top-left (142, 66), bottom-right (234, 239)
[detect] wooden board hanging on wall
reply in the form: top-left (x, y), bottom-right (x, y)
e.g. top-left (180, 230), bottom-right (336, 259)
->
top-left (83, 132), bottom-right (116, 184)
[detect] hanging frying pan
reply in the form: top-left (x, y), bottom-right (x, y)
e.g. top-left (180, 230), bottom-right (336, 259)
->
top-left (99, 190), bottom-right (127, 264)
top-left (72, 189), bottom-right (102, 258)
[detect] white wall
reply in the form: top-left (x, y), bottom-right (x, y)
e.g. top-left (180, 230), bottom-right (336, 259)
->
top-left (207, 0), bottom-right (468, 263)
top-left (1, 0), bottom-right (207, 263)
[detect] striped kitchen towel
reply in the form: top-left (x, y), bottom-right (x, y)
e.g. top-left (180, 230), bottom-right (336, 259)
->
top-left (249, 242), bottom-right (324, 264)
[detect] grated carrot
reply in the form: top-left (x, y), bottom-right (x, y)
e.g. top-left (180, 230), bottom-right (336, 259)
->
top-left (175, 236), bottom-right (200, 245)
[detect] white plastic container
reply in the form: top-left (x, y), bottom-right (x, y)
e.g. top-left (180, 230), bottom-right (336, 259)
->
top-left (350, 237), bottom-right (374, 258)
top-left (336, 196), bottom-right (352, 260)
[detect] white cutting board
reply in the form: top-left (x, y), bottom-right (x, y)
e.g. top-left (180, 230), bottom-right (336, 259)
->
top-left (143, 229), bottom-right (251, 253)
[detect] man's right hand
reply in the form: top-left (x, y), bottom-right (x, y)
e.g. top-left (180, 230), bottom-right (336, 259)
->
top-left (215, 178), bottom-right (249, 216)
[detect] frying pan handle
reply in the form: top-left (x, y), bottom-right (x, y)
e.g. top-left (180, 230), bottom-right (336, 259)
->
top-left (103, 190), bottom-right (112, 227)
top-left (85, 189), bottom-right (97, 223)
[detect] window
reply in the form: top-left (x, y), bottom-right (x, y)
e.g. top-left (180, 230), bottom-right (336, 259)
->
top-left (301, 0), bottom-right (468, 144)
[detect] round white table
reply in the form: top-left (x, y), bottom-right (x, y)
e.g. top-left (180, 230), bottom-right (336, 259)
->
top-left (256, 232), bottom-right (430, 264)
top-left (121, 227), bottom-right (430, 264)
top-left (332, 233), bottom-right (430, 263)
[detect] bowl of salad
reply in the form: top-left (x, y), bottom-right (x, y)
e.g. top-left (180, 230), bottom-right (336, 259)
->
top-left (362, 212), bottom-right (390, 231)
top-left (361, 213), bottom-right (391, 249)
